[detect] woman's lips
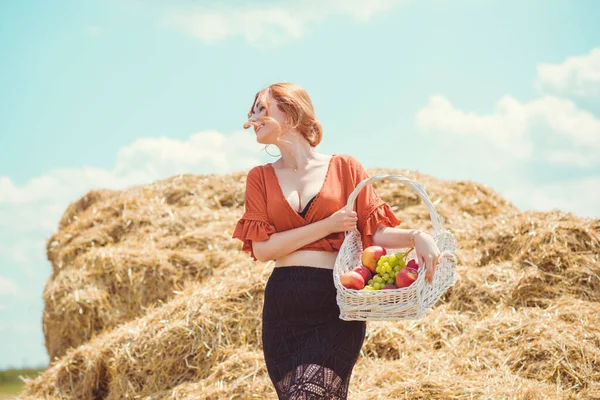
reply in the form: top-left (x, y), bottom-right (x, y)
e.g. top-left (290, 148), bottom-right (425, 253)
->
top-left (253, 123), bottom-right (265, 134)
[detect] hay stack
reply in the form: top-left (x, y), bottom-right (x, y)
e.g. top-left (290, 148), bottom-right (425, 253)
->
top-left (18, 167), bottom-right (600, 399)
top-left (42, 174), bottom-right (247, 359)
top-left (42, 245), bottom-right (221, 359)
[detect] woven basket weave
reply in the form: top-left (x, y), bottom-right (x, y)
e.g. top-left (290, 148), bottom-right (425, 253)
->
top-left (333, 174), bottom-right (458, 321)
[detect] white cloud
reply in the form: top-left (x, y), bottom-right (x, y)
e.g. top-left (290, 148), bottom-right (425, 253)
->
top-left (165, 0), bottom-right (404, 45)
top-left (0, 239), bottom-right (47, 279)
top-left (415, 86), bottom-right (600, 219)
top-left (0, 130), bottom-right (265, 277)
top-left (536, 48), bottom-right (600, 97)
top-left (113, 130), bottom-right (261, 179)
top-left (0, 130), bottom-right (261, 208)
top-left (503, 176), bottom-right (600, 219)
top-left (0, 276), bottom-right (22, 297)
top-left (416, 95), bottom-right (600, 169)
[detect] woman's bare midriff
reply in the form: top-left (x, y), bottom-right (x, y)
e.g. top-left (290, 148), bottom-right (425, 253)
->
top-left (275, 250), bottom-right (338, 270)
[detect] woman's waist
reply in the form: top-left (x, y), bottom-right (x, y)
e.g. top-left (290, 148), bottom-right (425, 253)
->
top-left (274, 250), bottom-right (338, 270)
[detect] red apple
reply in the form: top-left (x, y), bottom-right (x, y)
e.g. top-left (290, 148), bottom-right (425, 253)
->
top-left (361, 246), bottom-right (386, 273)
top-left (353, 266), bottom-right (372, 283)
top-left (396, 267), bottom-right (418, 288)
top-left (406, 259), bottom-right (419, 270)
top-left (340, 271), bottom-right (365, 290)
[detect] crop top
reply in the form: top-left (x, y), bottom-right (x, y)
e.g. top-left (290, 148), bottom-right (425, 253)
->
top-left (231, 154), bottom-right (402, 261)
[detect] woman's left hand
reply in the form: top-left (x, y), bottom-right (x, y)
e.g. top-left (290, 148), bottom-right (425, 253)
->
top-left (413, 231), bottom-right (441, 283)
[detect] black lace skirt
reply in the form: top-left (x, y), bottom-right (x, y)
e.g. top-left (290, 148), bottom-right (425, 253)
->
top-left (262, 266), bottom-right (367, 399)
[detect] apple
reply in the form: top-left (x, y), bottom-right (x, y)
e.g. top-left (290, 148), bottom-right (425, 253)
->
top-left (396, 267), bottom-right (418, 288)
top-left (406, 259), bottom-right (419, 270)
top-left (340, 271), bottom-right (365, 290)
top-left (383, 283), bottom-right (396, 290)
top-left (361, 246), bottom-right (386, 273)
top-left (353, 266), bottom-right (372, 283)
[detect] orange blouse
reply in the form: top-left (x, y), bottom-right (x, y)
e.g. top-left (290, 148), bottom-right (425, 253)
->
top-left (232, 154), bottom-right (402, 261)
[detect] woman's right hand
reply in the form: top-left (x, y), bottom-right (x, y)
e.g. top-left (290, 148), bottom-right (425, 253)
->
top-left (326, 207), bottom-right (358, 234)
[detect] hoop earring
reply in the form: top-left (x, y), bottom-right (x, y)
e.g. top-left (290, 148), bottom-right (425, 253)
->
top-left (264, 144), bottom-right (281, 157)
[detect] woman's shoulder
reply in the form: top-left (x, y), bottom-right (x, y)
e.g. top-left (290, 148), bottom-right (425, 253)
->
top-left (247, 161), bottom-right (276, 175)
top-left (245, 164), bottom-right (271, 186)
top-left (333, 153), bottom-right (363, 170)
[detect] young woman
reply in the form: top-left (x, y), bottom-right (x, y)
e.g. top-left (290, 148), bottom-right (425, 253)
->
top-left (232, 82), bottom-right (441, 399)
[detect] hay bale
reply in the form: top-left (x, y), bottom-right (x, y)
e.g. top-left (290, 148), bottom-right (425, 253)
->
top-left (17, 168), bottom-right (600, 399)
top-left (144, 347), bottom-right (274, 399)
top-left (19, 259), bottom-right (268, 399)
top-left (46, 174), bottom-right (246, 273)
top-left (42, 245), bottom-right (235, 360)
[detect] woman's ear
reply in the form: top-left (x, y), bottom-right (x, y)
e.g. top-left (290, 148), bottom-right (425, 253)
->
top-left (282, 116), bottom-right (292, 131)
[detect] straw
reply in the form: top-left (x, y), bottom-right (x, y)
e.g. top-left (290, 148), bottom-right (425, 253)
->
top-left (16, 168), bottom-right (599, 399)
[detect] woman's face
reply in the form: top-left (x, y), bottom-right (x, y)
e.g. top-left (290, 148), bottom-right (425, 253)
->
top-left (248, 92), bottom-right (287, 145)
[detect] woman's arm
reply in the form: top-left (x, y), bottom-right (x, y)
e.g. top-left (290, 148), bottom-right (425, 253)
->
top-left (253, 207), bottom-right (358, 262)
top-left (373, 224), bottom-right (441, 283)
top-left (253, 219), bottom-right (331, 262)
top-left (372, 225), bottom-right (416, 249)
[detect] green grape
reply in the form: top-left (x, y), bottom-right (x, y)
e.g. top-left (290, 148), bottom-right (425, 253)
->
top-left (374, 275), bottom-right (383, 283)
top-left (363, 285), bottom-right (375, 290)
top-left (382, 273), bottom-right (390, 280)
top-left (368, 279), bottom-right (374, 286)
top-left (375, 265), bottom-right (381, 274)
top-left (377, 259), bottom-right (384, 267)
top-left (385, 264), bottom-right (392, 274)
top-left (387, 278), bottom-right (395, 285)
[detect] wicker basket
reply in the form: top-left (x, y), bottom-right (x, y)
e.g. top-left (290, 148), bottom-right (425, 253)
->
top-left (333, 174), bottom-right (458, 321)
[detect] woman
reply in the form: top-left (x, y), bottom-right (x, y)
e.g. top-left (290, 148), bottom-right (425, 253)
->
top-left (232, 82), bottom-right (441, 399)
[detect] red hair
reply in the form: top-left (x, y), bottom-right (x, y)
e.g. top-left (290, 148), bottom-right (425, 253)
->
top-left (247, 83), bottom-right (323, 147)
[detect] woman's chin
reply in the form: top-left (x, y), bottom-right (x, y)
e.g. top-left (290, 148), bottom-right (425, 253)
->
top-left (256, 131), bottom-right (274, 144)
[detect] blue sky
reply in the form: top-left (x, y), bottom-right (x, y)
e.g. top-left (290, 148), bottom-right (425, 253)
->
top-left (0, 0), bottom-right (599, 369)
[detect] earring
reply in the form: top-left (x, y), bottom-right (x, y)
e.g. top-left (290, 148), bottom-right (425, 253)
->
top-left (264, 144), bottom-right (281, 157)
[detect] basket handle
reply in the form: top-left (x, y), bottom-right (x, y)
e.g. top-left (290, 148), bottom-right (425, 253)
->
top-left (345, 174), bottom-right (444, 235)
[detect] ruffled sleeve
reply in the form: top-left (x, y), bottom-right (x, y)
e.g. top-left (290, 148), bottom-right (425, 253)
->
top-left (348, 156), bottom-right (402, 249)
top-left (232, 167), bottom-right (277, 261)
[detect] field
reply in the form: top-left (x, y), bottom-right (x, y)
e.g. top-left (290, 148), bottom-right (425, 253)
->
top-left (0, 368), bottom-right (45, 399)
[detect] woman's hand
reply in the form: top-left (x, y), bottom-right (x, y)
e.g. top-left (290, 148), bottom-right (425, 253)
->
top-left (413, 231), bottom-right (441, 284)
top-left (326, 208), bottom-right (358, 234)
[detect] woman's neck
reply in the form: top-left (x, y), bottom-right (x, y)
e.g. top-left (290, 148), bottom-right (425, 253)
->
top-left (275, 134), bottom-right (316, 171)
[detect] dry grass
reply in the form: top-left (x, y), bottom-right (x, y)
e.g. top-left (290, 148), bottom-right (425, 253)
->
top-left (16, 168), bottom-right (600, 399)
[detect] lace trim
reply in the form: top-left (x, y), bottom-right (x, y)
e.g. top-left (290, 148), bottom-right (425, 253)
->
top-left (242, 211), bottom-right (270, 222)
top-left (275, 363), bottom-right (350, 400)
